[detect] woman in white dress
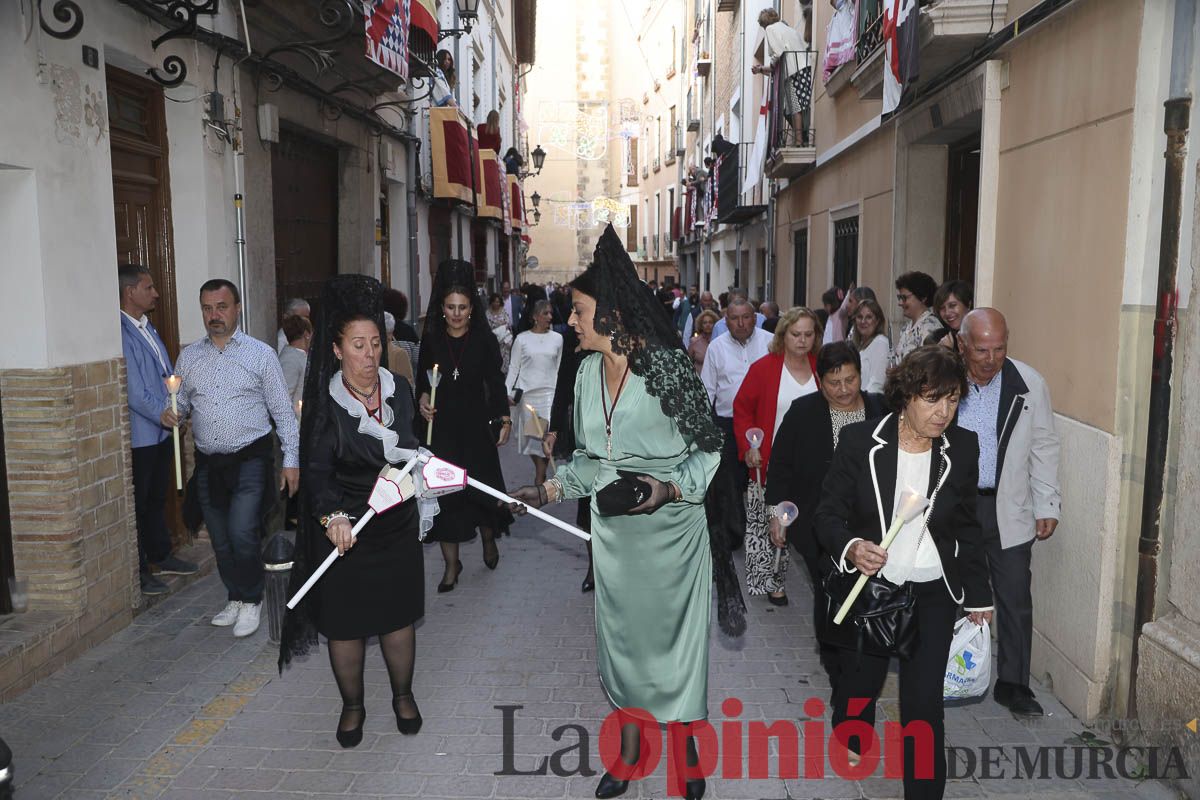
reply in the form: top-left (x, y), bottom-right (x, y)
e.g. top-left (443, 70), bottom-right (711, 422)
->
top-left (506, 300), bottom-right (563, 485)
top-left (850, 298), bottom-right (891, 393)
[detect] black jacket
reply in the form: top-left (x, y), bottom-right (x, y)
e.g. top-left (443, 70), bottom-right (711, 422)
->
top-left (765, 391), bottom-right (888, 546)
top-left (813, 413), bottom-right (993, 609)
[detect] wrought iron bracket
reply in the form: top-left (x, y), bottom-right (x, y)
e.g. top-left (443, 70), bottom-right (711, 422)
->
top-left (145, 0), bottom-right (220, 87)
top-left (38, 0), bottom-right (84, 40)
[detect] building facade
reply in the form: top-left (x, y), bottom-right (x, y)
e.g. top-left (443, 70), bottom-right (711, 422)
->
top-left (0, 0), bottom-right (534, 696)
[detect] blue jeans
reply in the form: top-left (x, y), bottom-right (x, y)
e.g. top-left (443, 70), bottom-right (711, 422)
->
top-left (196, 456), bottom-right (267, 603)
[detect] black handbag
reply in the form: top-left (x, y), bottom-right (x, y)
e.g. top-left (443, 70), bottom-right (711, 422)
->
top-left (820, 570), bottom-right (920, 660)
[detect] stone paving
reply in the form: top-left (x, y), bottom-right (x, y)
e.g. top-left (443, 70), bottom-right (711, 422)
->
top-left (0, 443), bottom-right (1181, 799)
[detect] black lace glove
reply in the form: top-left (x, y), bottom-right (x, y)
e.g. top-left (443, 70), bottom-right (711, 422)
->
top-left (508, 484), bottom-right (547, 515)
top-left (627, 474), bottom-right (676, 515)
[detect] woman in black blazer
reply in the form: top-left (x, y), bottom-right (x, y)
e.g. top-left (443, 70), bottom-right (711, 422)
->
top-left (813, 345), bottom-right (993, 800)
top-left (766, 342), bottom-right (887, 681)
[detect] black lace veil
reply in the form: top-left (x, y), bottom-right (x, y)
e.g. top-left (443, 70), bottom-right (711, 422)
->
top-left (279, 274), bottom-right (388, 672)
top-left (570, 225), bottom-right (745, 636)
top-left (423, 259), bottom-right (492, 339)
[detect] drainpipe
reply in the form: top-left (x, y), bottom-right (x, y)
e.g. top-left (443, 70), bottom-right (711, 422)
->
top-left (408, 137), bottom-right (421, 326)
top-left (1129, 0), bottom-right (1195, 715)
top-left (232, 140), bottom-right (250, 334)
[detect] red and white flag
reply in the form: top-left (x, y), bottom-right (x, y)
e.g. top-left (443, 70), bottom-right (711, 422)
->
top-left (882, 0), bottom-right (919, 116)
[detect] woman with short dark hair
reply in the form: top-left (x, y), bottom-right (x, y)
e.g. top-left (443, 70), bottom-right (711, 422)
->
top-left (766, 340), bottom-right (887, 682)
top-left (814, 345), bottom-right (993, 800)
top-left (929, 280), bottom-right (974, 350)
top-left (891, 271), bottom-right (942, 366)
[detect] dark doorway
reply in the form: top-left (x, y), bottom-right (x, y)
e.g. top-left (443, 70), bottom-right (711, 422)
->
top-left (833, 215), bottom-right (859, 291)
top-left (108, 66), bottom-right (180, 360)
top-left (792, 227), bottom-right (808, 307)
top-left (944, 133), bottom-right (980, 285)
top-left (273, 128), bottom-right (339, 323)
top-left (107, 66), bottom-right (186, 549)
top-left (472, 221), bottom-right (488, 287)
top-left (429, 206), bottom-right (452, 279)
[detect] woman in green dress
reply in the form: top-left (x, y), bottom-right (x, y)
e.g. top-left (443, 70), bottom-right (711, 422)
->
top-left (510, 227), bottom-right (740, 800)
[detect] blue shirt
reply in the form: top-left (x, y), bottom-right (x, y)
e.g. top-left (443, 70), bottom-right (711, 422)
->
top-left (711, 312), bottom-right (767, 339)
top-left (175, 329), bottom-right (300, 468)
top-left (957, 371), bottom-right (1002, 489)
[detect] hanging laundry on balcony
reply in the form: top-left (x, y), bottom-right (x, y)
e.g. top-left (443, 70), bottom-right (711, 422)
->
top-left (477, 149), bottom-right (505, 220)
top-left (743, 100), bottom-right (768, 195)
top-left (431, 107), bottom-right (475, 204)
top-left (823, 0), bottom-right (858, 82)
top-left (365, 0), bottom-right (411, 81)
top-left (882, 0), bottom-right (920, 115)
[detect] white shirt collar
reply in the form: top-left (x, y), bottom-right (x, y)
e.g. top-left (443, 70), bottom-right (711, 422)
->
top-left (121, 310), bottom-right (149, 328)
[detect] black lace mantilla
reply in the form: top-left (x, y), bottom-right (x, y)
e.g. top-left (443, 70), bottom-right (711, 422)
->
top-left (633, 347), bottom-right (723, 454)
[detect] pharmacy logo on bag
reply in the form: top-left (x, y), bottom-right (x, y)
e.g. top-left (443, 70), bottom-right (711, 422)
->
top-left (954, 651), bottom-right (978, 672)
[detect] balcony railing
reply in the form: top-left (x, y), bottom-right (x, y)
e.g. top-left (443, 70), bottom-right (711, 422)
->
top-left (765, 50), bottom-right (817, 179)
top-left (686, 88), bottom-right (700, 131)
top-left (713, 141), bottom-right (767, 225)
top-left (856, 0), bottom-right (885, 64)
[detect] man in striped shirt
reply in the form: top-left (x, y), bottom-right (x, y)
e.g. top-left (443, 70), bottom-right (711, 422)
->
top-left (161, 279), bottom-right (299, 638)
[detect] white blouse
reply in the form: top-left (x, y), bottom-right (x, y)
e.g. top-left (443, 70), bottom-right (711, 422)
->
top-left (505, 330), bottom-right (563, 395)
top-left (858, 335), bottom-right (891, 394)
top-left (881, 447), bottom-right (943, 585)
top-left (774, 362), bottom-right (817, 437)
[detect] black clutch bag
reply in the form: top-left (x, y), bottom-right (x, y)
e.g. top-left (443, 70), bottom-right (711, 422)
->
top-left (820, 570), bottom-right (920, 660)
top-left (595, 470), bottom-right (653, 516)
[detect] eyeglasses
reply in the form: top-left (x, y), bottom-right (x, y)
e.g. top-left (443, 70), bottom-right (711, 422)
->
top-left (897, 293), bottom-right (913, 302)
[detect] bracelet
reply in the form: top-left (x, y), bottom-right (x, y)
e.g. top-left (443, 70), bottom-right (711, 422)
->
top-left (546, 476), bottom-right (564, 504)
top-left (320, 511), bottom-right (352, 528)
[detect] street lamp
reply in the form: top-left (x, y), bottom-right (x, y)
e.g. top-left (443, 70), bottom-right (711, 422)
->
top-left (438, 0), bottom-right (481, 40)
top-left (530, 191), bottom-right (541, 209)
top-left (531, 208), bottom-right (541, 226)
top-left (519, 145), bottom-right (547, 179)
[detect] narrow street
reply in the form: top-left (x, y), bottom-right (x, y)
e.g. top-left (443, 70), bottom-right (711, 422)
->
top-left (0, 442), bottom-right (1166, 799)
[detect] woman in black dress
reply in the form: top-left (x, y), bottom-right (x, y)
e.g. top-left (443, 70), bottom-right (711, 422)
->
top-left (280, 275), bottom-right (425, 748)
top-left (417, 260), bottom-right (512, 591)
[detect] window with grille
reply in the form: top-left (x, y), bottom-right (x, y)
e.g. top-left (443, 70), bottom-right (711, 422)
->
top-left (833, 216), bottom-right (858, 291)
top-left (793, 227), bottom-right (808, 307)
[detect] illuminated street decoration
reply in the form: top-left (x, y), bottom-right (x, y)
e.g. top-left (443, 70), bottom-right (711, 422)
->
top-left (550, 197), bottom-right (631, 229)
top-left (538, 101), bottom-right (609, 160)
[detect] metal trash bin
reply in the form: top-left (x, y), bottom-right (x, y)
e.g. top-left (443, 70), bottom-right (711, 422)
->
top-left (262, 532), bottom-right (296, 644)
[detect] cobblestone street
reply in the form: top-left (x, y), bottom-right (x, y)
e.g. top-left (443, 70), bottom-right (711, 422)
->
top-left (0, 444), bottom-right (1175, 799)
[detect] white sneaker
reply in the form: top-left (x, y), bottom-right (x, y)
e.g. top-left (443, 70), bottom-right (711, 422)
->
top-left (212, 601), bottom-right (242, 627)
top-left (233, 602), bottom-right (261, 638)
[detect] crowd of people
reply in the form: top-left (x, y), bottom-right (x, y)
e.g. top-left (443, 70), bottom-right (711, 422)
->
top-left (116, 233), bottom-right (1061, 800)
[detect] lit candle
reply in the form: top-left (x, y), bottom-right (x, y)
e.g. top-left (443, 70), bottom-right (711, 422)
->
top-left (771, 500), bottom-right (799, 573)
top-left (164, 374), bottom-right (183, 493)
top-left (294, 399), bottom-right (303, 419)
top-left (525, 403), bottom-right (544, 438)
top-left (426, 364), bottom-right (441, 446)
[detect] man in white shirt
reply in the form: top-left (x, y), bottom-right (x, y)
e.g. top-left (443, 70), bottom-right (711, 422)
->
top-left (701, 298), bottom-right (774, 546)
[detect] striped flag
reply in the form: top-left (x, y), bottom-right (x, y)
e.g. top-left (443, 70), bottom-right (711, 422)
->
top-left (882, 0), bottom-right (919, 116)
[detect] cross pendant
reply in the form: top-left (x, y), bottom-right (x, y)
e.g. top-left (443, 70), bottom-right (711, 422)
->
top-left (452, 368), bottom-right (460, 381)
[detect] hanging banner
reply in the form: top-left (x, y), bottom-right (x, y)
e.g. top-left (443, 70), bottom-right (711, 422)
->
top-left (410, 0), bottom-right (438, 41)
top-left (508, 175), bottom-right (525, 231)
top-left (365, 0), bottom-right (411, 81)
top-left (430, 107), bottom-right (474, 205)
top-left (477, 148), bottom-right (504, 220)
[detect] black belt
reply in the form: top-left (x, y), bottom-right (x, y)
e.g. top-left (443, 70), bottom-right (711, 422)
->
top-left (977, 487), bottom-right (997, 497)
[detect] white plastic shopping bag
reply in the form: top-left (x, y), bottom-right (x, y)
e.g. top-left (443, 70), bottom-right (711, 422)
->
top-left (943, 617), bottom-right (991, 700)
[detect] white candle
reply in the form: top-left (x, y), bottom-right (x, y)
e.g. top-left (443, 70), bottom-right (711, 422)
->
top-left (426, 364), bottom-right (440, 446)
top-left (524, 403), bottom-right (544, 438)
top-left (165, 374), bottom-right (183, 492)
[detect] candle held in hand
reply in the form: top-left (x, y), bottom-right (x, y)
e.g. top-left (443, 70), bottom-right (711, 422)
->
top-left (426, 364), bottom-right (441, 446)
top-left (165, 374), bottom-right (183, 492)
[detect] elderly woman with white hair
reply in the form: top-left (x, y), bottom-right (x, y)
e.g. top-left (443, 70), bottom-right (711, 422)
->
top-left (751, 8), bottom-right (811, 145)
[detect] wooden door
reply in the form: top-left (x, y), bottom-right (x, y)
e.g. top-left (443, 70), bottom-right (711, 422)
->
top-left (106, 66), bottom-right (185, 546)
top-left (944, 134), bottom-right (981, 285)
top-left (108, 67), bottom-right (180, 359)
top-left (272, 129), bottom-right (339, 322)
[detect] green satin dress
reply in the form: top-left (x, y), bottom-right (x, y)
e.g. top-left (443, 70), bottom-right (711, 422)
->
top-left (555, 352), bottom-right (720, 723)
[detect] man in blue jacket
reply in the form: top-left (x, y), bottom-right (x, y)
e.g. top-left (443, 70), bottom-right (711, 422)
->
top-left (119, 264), bottom-right (198, 595)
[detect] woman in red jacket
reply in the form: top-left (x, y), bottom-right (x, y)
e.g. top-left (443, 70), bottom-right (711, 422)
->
top-left (733, 307), bottom-right (822, 605)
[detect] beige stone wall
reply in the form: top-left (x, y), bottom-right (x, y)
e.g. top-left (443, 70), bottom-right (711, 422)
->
top-left (0, 357), bottom-right (138, 695)
top-left (992, 0), bottom-right (1141, 432)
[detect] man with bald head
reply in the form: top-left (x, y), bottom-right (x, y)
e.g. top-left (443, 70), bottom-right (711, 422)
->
top-left (956, 308), bottom-right (1061, 716)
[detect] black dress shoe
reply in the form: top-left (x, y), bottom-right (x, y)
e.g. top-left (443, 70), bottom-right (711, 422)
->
top-left (581, 572), bottom-right (595, 593)
top-left (685, 777), bottom-right (706, 799)
top-left (594, 772), bottom-right (629, 798)
top-left (393, 694), bottom-right (423, 735)
top-left (767, 593), bottom-right (789, 607)
top-left (1008, 686), bottom-right (1044, 717)
top-left (335, 705), bottom-right (365, 748)
top-left (437, 560), bottom-right (463, 593)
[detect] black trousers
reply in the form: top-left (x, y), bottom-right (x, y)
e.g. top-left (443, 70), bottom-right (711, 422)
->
top-left (977, 496), bottom-right (1034, 688)
top-left (831, 579), bottom-right (956, 800)
top-left (794, 525), bottom-right (840, 688)
top-left (131, 439), bottom-right (174, 573)
top-left (714, 416), bottom-right (747, 546)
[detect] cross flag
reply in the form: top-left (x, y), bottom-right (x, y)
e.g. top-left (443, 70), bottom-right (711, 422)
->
top-left (882, 0), bottom-right (919, 116)
top-left (365, 0), bottom-right (411, 82)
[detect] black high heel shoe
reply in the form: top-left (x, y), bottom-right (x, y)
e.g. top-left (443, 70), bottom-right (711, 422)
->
top-left (685, 777), bottom-right (706, 799)
top-left (482, 535), bottom-right (499, 570)
top-left (335, 705), bottom-right (365, 748)
top-left (437, 560), bottom-right (463, 593)
top-left (594, 771), bottom-right (628, 798)
top-left (581, 571), bottom-right (594, 593)
top-left (393, 694), bottom-right (423, 735)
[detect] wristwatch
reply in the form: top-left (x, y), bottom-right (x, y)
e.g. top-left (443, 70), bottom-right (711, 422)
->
top-left (320, 511), bottom-right (353, 528)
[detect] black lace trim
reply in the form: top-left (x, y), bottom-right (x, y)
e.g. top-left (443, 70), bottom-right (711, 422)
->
top-left (632, 346), bottom-right (723, 454)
